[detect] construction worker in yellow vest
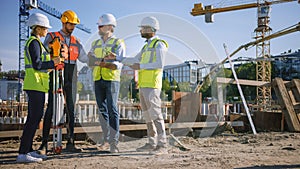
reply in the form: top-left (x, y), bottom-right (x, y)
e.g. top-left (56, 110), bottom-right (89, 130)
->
top-left (17, 13), bottom-right (64, 163)
top-left (88, 13), bottom-right (126, 153)
top-left (123, 16), bottom-right (169, 155)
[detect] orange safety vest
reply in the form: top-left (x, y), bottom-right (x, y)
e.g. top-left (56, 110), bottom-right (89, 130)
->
top-left (49, 32), bottom-right (80, 63)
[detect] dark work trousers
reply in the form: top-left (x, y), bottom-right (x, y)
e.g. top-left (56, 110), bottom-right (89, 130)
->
top-left (19, 90), bottom-right (45, 154)
top-left (41, 71), bottom-right (53, 143)
top-left (42, 63), bottom-right (77, 143)
top-left (63, 63), bottom-right (77, 141)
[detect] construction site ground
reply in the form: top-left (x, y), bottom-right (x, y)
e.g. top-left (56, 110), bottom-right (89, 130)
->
top-left (0, 132), bottom-right (299, 169)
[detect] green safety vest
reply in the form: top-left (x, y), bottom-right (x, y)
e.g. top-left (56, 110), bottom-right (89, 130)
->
top-left (91, 38), bottom-right (123, 81)
top-left (23, 36), bottom-right (51, 93)
top-left (138, 38), bottom-right (168, 89)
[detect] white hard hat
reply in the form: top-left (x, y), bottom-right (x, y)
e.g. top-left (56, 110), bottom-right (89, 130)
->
top-left (97, 13), bottom-right (117, 27)
top-left (139, 16), bottom-right (159, 31)
top-left (27, 13), bottom-right (52, 28)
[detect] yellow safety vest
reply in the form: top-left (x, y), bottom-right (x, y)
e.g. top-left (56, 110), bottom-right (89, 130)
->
top-left (91, 38), bottom-right (123, 81)
top-left (23, 36), bottom-right (51, 93)
top-left (138, 38), bottom-right (168, 89)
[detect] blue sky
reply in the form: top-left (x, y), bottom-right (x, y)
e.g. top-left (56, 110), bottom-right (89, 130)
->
top-left (0, 0), bottom-right (299, 71)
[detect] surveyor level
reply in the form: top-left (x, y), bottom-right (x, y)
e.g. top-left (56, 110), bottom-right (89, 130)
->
top-left (50, 37), bottom-right (65, 154)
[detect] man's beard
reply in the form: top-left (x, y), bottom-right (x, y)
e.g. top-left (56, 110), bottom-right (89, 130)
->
top-left (98, 31), bottom-right (106, 37)
top-left (65, 28), bottom-right (74, 35)
top-left (141, 33), bottom-right (152, 39)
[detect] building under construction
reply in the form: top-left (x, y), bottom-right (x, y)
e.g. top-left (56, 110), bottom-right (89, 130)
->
top-left (0, 0), bottom-right (299, 154)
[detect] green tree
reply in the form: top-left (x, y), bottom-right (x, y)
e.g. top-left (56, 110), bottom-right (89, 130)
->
top-left (77, 81), bottom-right (83, 93)
top-left (162, 78), bottom-right (171, 101)
top-left (236, 62), bottom-right (256, 100)
top-left (119, 74), bottom-right (132, 100)
top-left (177, 82), bottom-right (192, 92)
top-left (199, 63), bottom-right (257, 102)
top-left (162, 78), bottom-right (170, 92)
top-left (236, 62), bottom-right (256, 80)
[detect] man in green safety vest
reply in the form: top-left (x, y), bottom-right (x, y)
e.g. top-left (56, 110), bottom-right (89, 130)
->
top-left (88, 13), bottom-right (126, 153)
top-left (123, 16), bottom-right (169, 155)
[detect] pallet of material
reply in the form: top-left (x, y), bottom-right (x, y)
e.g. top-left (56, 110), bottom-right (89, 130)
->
top-left (272, 78), bottom-right (300, 132)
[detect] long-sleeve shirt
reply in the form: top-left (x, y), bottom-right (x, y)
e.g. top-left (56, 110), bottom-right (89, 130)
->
top-left (123, 36), bottom-right (167, 70)
top-left (43, 30), bottom-right (88, 64)
top-left (89, 35), bottom-right (126, 70)
top-left (28, 34), bottom-right (55, 70)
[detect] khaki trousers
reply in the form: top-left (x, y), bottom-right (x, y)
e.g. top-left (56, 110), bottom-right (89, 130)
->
top-left (139, 88), bottom-right (167, 147)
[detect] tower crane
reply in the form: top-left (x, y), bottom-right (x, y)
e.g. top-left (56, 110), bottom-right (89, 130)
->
top-left (191, 0), bottom-right (299, 110)
top-left (18, 0), bottom-right (91, 101)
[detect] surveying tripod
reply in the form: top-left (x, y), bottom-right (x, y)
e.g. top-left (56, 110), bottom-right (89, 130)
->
top-left (49, 37), bottom-right (65, 154)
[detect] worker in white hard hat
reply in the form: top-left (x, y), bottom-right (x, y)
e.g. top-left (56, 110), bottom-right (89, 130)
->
top-left (88, 13), bottom-right (125, 153)
top-left (38, 10), bottom-right (89, 153)
top-left (17, 13), bottom-right (64, 163)
top-left (123, 16), bottom-right (169, 155)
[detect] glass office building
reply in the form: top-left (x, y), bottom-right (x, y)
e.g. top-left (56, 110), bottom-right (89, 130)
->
top-left (163, 60), bottom-right (212, 85)
top-left (273, 49), bottom-right (300, 80)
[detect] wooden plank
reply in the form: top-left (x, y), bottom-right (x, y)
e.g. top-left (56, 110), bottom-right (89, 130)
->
top-left (272, 78), bottom-right (300, 131)
top-left (294, 103), bottom-right (300, 122)
top-left (0, 128), bottom-right (69, 138)
top-left (286, 79), bottom-right (300, 123)
top-left (291, 79), bottom-right (300, 103)
top-left (0, 130), bottom-right (23, 138)
top-left (0, 121), bottom-right (244, 138)
top-left (286, 81), bottom-right (297, 105)
top-left (216, 77), bottom-right (270, 86)
top-left (294, 103), bottom-right (300, 110)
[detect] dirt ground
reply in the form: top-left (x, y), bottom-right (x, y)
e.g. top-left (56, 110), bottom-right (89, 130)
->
top-left (0, 131), bottom-right (299, 169)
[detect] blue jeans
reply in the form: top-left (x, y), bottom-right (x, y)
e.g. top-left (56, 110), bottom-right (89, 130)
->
top-left (94, 79), bottom-right (120, 145)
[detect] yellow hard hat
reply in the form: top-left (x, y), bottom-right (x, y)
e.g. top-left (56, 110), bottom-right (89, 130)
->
top-left (61, 10), bottom-right (80, 24)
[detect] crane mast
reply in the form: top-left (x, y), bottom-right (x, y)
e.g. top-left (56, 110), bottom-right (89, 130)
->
top-left (18, 0), bottom-right (29, 102)
top-left (191, 0), bottom-right (298, 110)
top-left (255, 1), bottom-right (272, 109)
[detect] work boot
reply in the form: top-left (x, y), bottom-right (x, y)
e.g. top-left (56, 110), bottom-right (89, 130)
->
top-left (149, 145), bottom-right (168, 155)
top-left (66, 138), bottom-right (82, 153)
top-left (136, 143), bottom-right (155, 152)
top-left (37, 140), bottom-right (48, 155)
top-left (97, 142), bottom-right (110, 151)
top-left (110, 144), bottom-right (119, 153)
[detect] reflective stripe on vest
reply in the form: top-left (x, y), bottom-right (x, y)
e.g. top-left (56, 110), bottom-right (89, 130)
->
top-left (49, 32), bottom-right (80, 64)
top-left (91, 38), bottom-right (122, 81)
top-left (23, 36), bottom-right (50, 93)
top-left (138, 38), bottom-right (168, 89)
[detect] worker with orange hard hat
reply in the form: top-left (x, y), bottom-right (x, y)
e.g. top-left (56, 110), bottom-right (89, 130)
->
top-left (38, 10), bottom-right (88, 153)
